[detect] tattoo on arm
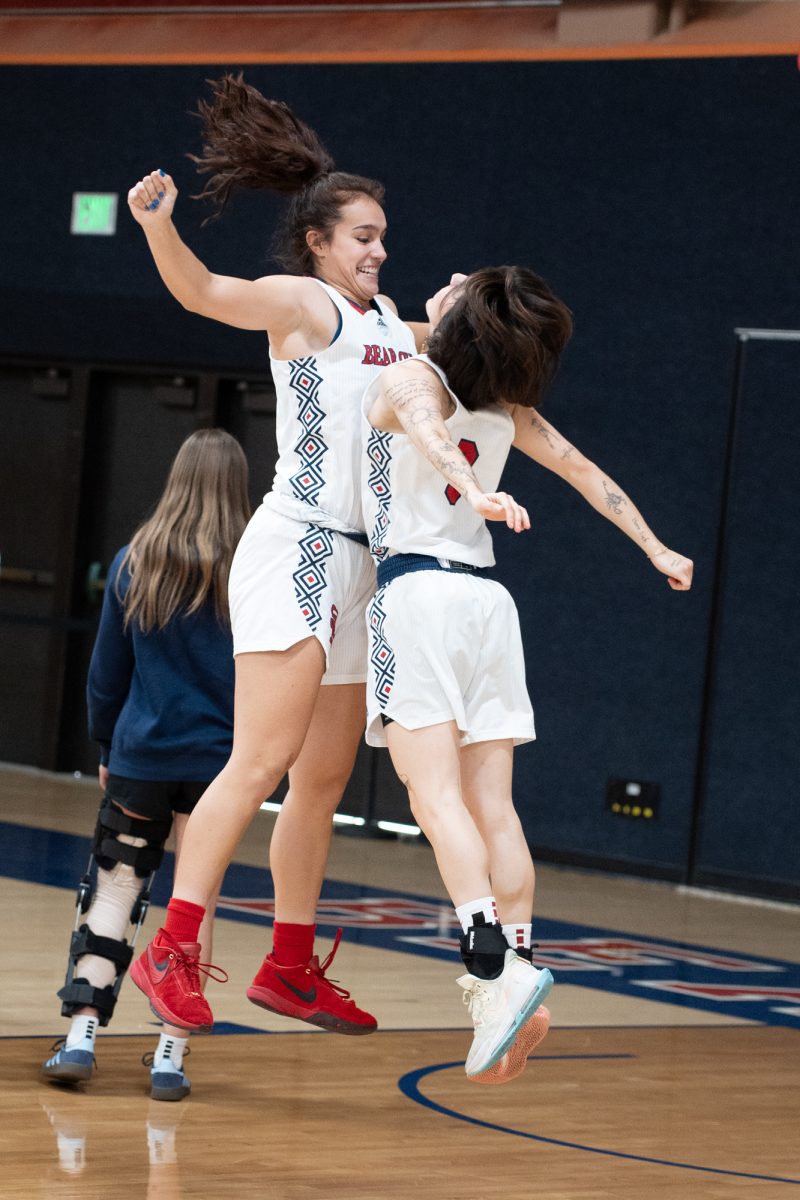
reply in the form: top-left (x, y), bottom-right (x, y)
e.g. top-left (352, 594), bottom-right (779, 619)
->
top-left (632, 516), bottom-right (652, 548)
top-left (530, 414), bottom-right (556, 447)
top-left (385, 375), bottom-right (479, 496)
top-left (602, 479), bottom-right (627, 516)
top-left (561, 445), bottom-right (575, 460)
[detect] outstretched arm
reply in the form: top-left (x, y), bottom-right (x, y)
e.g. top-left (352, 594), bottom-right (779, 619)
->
top-left (510, 406), bottom-right (693, 590)
top-left (128, 170), bottom-right (304, 336)
top-left (368, 361), bottom-right (529, 531)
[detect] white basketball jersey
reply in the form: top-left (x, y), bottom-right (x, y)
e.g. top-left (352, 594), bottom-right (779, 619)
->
top-left (264, 279), bottom-right (416, 533)
top-left (362, 356), bottom-right (515, 567)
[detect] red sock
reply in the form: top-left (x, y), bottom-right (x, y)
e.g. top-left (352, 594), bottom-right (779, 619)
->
top-left (272, 922), bottom-right (316, 967)
top-left (162, 897), bottom-right (205, 945)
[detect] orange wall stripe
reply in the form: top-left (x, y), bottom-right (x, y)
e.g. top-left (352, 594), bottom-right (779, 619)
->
top-left (1, 42), bottom-right (798, 65)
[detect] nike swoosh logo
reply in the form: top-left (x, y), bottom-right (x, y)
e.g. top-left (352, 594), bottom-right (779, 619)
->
top-left (152, 956), bottom-right (170, 975)
top-left (275, 973), bottom-right (317, 1004)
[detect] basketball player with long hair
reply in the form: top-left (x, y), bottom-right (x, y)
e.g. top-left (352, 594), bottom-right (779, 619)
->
top-left (362, 267), bottom-right (693, 1081)
top-left (127, 75), bottom-right (425, 1036)
top-left (42, 429), bottom-right (250, 1100)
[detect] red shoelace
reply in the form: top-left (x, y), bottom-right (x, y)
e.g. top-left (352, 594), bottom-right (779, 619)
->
top-left (308, 928), bottom-right (353, 1003)
top-left (156, 929), bottom-right (229, 991)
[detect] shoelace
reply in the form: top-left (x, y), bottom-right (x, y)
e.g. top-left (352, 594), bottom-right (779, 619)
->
top-left (462, 981), bottom-right (493, 1026)
top-left (308, 928), bottom-right (354, 1004)
top-left (157, 930), bottom-right (229, 993)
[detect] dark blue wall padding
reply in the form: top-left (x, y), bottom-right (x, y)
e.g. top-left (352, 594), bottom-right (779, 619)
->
top-left (1, 57), bottom-right (798, 886)
top-left (694, 338), bottom-right (800, 891)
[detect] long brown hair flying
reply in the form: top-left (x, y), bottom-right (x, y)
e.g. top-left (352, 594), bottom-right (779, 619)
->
top-left (190, 73), bottom-right (385, 275)
top-left (427, 266), bottom-right (573, 411)
top-left (120, 428), bottom-right (250, 632)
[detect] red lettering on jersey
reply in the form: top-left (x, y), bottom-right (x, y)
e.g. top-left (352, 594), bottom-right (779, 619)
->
top-left (362, 345), bottom-right (414, 366)
top-left (445, 439), bottom-right (479, 505)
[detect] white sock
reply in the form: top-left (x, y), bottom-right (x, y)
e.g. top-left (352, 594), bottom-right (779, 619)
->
top-left (153, 1032), bottom-right (188, 1071)
top-left (65, 1014), bottom-right (98, 1050)
top-left (147, 1121), bottom-right (177, 1167)
top-left (455, 896), bottom-right (498, 935)
top-left (78, 833), bottom-right (147, 990)
top-left (502, 922), bottom-right (532, 953)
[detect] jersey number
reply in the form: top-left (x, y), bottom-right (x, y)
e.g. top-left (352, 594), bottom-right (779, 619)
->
top-left (445, 439), bottom-right (479, 506)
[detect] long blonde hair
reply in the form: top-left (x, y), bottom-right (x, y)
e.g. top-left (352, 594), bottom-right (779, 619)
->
top-left (120, 428), bottom-right (250, 632)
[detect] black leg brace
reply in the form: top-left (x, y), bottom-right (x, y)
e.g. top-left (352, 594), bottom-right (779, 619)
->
top-left (57, 797), bottom-right (173, 1025)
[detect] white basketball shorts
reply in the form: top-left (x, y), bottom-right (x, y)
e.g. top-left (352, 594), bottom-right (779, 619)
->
top-left (365, 568), bottom-right (535, 747)
top-left (229, 504), bottom-right (375, 685)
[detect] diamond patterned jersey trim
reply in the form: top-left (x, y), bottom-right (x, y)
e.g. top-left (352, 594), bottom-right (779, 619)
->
top-left (366, 428), bottom-right (392, 561)
top-left (287, 358), bottom-right (327, 506)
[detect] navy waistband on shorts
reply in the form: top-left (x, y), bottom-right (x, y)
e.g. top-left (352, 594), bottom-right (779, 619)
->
top-left (307, 523), bottom-right (369, 549)
top-left (338, 529), bottom-right (370, 548)
top-left (376, 553), bottom-right (492, 588)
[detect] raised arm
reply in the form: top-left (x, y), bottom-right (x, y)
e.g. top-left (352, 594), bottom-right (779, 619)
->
top-left (368, 360), bottom-right (529, 532)
top-left (128, 170), bottom-right (306, 337)
top-left (510, 405), bottom-right (693, 590)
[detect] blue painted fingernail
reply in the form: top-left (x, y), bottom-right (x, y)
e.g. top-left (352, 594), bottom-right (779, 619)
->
top-left (158, 191), bottom-right (165, 198)
top-left (159, 169), bottom-right (165, 177)
top-left (152, 198), bottom-right (160, 208)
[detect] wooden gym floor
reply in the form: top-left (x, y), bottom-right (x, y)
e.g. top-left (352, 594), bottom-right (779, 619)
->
top-left (1, 764), bottom-right (798, 1198)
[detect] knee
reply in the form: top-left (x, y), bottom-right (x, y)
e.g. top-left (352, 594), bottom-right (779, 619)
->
top-left (227, 752), bottom-right (298, 803)
top-left (406, 784), bottom-right (462, 831)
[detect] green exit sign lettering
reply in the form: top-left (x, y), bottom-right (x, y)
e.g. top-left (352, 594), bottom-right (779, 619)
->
top-left (71, 193), bottom-right (118, 236)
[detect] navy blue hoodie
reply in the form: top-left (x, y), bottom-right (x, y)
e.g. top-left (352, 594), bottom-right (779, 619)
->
top-left (86, 546), bottom-right (235, 781)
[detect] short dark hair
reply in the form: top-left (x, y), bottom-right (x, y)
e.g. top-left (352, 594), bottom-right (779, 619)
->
top-left (426, 266), bottom-right (573, 411)
top-left (190, 73), bottom-right (384, 274)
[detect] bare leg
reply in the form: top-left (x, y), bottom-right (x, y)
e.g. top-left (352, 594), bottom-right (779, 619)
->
top-left (270, 683), bottom-right (366, 923)
top-left (385, 721), bottom-right (491, 907)
top-left (460, 739), bottom-right (534, 924)
top-left (171, 638), bottom-right (326, 907)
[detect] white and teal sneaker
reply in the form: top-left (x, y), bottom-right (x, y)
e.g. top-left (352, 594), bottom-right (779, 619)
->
top-left (458, 948), bottom-right (553, 1078)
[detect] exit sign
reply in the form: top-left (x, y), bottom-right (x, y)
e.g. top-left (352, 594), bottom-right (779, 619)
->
top-left (71, 192), bottom-right (118, 236)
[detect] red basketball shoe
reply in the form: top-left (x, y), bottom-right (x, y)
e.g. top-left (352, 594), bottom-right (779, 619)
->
top-left (247, 928), bottom-right (377, 1035)
top-left (130, 929), bottom-right (227, 1033)
top-left (472, 1004), bottom-right (551, 1085)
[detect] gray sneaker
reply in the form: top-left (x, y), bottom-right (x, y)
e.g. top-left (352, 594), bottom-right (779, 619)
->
top-left (143, 1044), bottom-right (191, 1102)
top-left (41, 1039), bottom-right (95, 1084)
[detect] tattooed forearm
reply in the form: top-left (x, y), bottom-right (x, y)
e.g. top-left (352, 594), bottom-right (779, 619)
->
top-left (602, 479), bottom-right (627, 515)
top-left (561, 445), bottom-right (575, 460)
top-left (531, 414), bottom-right (556, 447)
top-left (632, 516), bottom-right (652, 548)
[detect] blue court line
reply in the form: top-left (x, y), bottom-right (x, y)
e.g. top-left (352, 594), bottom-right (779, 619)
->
top-left (398, 1060), bottom-right (800, 1185)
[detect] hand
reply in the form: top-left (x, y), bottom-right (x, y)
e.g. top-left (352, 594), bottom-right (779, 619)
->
top-left (127, 169), bottom-right (177, 227)
top-left (649, 549), bottom-right (693, 591)
top-left (468, 490), bottom-right (530, 532)
top-left (98, 764), bottom-right (109, 792)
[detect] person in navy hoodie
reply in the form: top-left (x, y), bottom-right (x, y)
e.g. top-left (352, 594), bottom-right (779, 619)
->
top-left (42, 428), bottom-right (250, 1101)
